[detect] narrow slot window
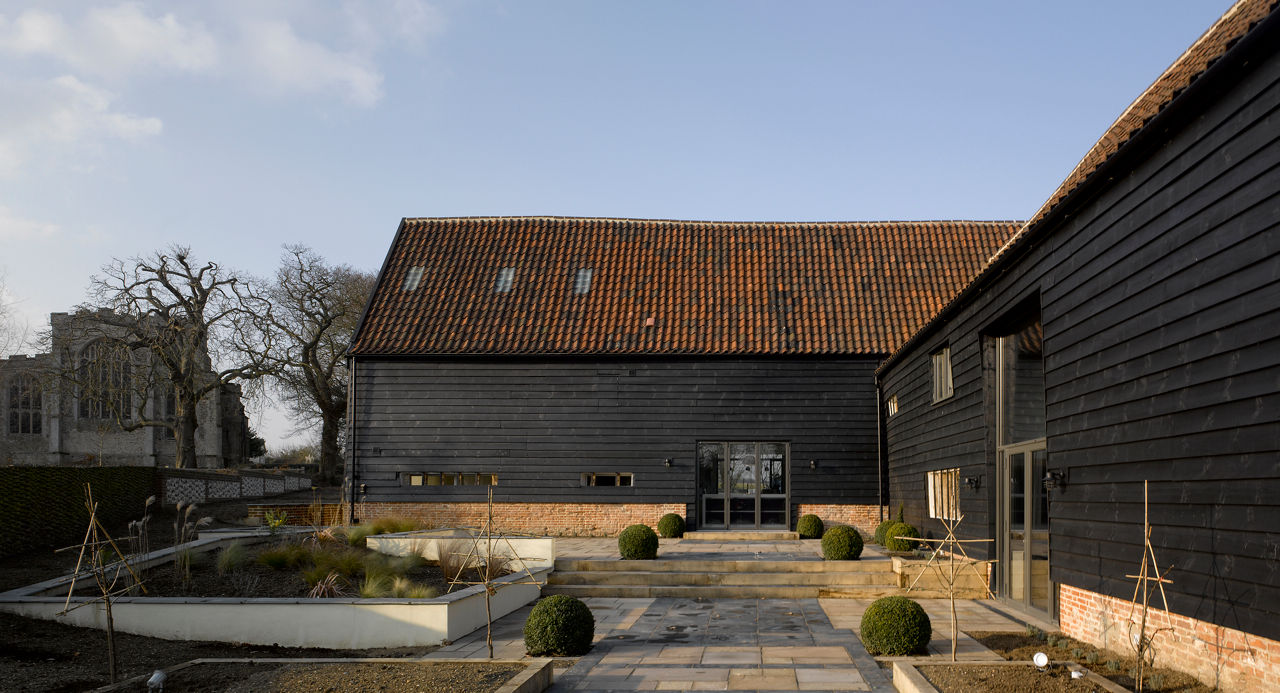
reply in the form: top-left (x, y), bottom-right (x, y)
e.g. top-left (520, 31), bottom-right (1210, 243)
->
top-left (887, 395), bottom-right (899, 417)
top-left (931, 346), bottom-right (954, 403)
top-left (495, 267), bottom-right (515, 293)
top-left (574, 268), bottom-right (593, 294)
top-left (403, 266), bottom-right (424, 291)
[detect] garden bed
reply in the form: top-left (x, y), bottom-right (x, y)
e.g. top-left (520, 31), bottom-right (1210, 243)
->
top-left (105, 659), bottom-right (545, 693)
top-left (907, 661), bottom-right (1115, 692)
top-left (971, 631), bottom-right (1217, 692)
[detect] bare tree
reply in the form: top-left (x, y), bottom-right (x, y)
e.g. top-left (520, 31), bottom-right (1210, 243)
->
top-left (76, 246), bottom-right (274, 468)
top-left (0, 270), bottom-right (31, 357)
top-left (263, 245), bottom-right (374, 483)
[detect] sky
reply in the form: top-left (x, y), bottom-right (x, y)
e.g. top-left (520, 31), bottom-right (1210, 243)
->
top-left (0, 0), bottom-right (1238, 450)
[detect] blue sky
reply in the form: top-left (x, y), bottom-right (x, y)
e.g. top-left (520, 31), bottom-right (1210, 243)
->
top-left (0, 1), bottom-right (1236, 448)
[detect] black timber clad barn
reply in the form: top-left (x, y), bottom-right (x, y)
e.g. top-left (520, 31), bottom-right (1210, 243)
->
top-left (346, 218), bottom-right (1017, 536)
top-left (876, 0), bottom-right (1280, 685)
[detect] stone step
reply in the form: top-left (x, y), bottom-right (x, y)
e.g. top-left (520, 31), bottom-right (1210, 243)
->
top-left (542, 584), bottom-right (927, 599)
top-left (554, 559), bottom-right (891, 573)
top-left (681, 530), bottom-right (801, 541)
top-left (547, 570), bottom-right (898, 587)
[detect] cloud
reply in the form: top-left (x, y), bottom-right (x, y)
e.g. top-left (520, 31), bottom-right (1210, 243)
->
top-left (238, 19), bottom-right (384, 107)
top-left (0, 75), bottom-right (162, 177)
top-left (0, 206), bottom-right (60, 241)
top-left (0, 3), bottom-right (218, 78)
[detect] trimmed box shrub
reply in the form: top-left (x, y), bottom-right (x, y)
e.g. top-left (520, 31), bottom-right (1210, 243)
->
top-left (820, 524), bottom-right (863, 560)
top-left (524, 594), bottom-right (595, 656)
top-left (859, 596), bottom-right (931, 655)
top-left (882, 522), bottom-right (920, 552)
top-left (796, 514), bottom-right (824, 539)
top-left (657, 513), bottom-right (686, 538)
top-left (618, 523), bottom-right (659, 559)
top-left (872, 519), bottom-right (896, 545)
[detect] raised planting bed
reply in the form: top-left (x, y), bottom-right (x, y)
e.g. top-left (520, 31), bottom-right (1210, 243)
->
top-left (100, 657), bottom-right (553, 693)
top-left (894, 660), bottom-right (1127, 693)
top-left (0, 528), bottom-right (547, 650)
top-left (970, 631), bottom-right (1218, 692)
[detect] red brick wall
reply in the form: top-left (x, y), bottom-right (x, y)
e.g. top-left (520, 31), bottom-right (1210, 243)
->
top-left (795, 503), bottom-right (887, 536)
top-left (1058, 583), bottom-right (1279, 692)
top-left (353, 501), bottom-right (686, 537)
top-left (247, 503), bottom-right (344, 526)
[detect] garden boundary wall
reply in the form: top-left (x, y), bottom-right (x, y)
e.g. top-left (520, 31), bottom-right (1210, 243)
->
top-left (158, 468), bottom-right (311, 506)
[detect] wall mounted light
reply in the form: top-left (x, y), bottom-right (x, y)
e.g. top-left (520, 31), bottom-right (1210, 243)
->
top-left (663, 458), bottom-right (672, 468)
top-left (359, 483), bottom-right (367, 494)
top-left (964, 475), bottom-right (982, 491)
top-left (809, 459), bottom-right (817, 470)
top-left (1042, 469), bottom-right (1067, 491)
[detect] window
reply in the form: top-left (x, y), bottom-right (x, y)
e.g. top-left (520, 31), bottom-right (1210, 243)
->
top-left (494, 267), bottom-right (515, 293)
top-left (886, 395), bottom-right (899, 417)
top-left (927, 468), bottom-right (960, 521)
top-left (573, 268), bottom-right (593, 294)
top-left (406, 472), bottom-right (497, 487)
top-left (582, 472), bottom-right (632, 487)
top-left (931, 346), bottom-right (953, 403)
top-left (403, 266), bottom-right (424, 291)
top-left (78, 341), bottom-right (131, 420)
top-left (7, 373), bottom-right (42, 435)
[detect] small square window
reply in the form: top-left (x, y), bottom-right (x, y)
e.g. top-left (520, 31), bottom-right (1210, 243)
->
top-left (887, 395), bottom-right (899, 417)
top-left (931, 346), bottom-right (954, 403)
top-left (408, 473), bottom-right (424, 486)
top-left (442, 472), bottom-right (457, 486)
top-left (574, 268), bottom-right (593, 294)
top-left (403, 266), bottom-right (424, 291)
top-left (426, 472), bottom-right (441, 486)
top-left (460, 473), bottom-right (478, 485)
top-left (479, 474), bottom-right (497, 486)
top-left (495, 267), bottom-right (515, 293)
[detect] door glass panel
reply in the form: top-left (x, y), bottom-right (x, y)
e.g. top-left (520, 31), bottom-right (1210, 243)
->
top-left (760, 443), bottom-right (786, 494)
top-left (759, 497), bottom-right (787, 526)
top-left (1007, 451), bottom-right (1026, 602)
top-left (698, 442), bottom-right (726, 528)
top-left (698, 442), bottom-right (724, 494)
top-left (1030, 448), bottom-right (1050, 611)
top-left (728, 444), bottom-right (757, 495)
top-left (729, 496), bottom-right (756, 526)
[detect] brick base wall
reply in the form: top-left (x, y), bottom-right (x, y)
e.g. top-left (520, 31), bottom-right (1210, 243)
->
top-left (795, 503), bottom-right (887, 536)
top-left (1058, 583), bottom-right (1280, 692)
top-left (247, 503), bottom-right (345, 526)
top-left (353, 502), bottom-right (687, 537)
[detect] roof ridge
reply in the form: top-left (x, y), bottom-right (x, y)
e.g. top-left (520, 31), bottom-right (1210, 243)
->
top-left (402, 216), bottom-right (1025, 226)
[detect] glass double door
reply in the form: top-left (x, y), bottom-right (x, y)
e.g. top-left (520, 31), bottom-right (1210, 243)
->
top-left (698, 442), bottom-right (788, 529)
top-left (997, 440), bottom-right (1051, 613)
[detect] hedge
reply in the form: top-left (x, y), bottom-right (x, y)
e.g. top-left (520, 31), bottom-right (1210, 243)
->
top-left (0, 467), bottom-right (157, 558)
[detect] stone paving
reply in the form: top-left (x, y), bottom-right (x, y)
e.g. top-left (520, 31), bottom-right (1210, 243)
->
top-left (429, 538), bottom-right (1029, 691)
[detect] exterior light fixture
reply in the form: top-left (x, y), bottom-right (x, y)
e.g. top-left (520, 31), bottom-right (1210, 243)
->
top-left (1033, 652), bottom-right (1049, 670)
top-left (1042, 469), bottom-right (1067, 490)
top-left (964, 475), bottom-right (982, 491)
top-left (663, 458), bottom-right (672, 468)
top-left (809, 459), bottom-right (817, 470)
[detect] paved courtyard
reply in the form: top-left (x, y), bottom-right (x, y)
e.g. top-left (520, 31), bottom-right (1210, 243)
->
top-left (429, 594), bottom-right (1025, 691)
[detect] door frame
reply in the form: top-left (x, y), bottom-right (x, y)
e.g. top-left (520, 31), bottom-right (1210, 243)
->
top-left (996, 437), bottom-right (1051, 614)
top-left (697, 441), bottom-right (789, 530)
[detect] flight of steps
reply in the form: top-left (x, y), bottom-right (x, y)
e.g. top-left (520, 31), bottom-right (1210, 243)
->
top-left (543, 558), bottom-right (905, 599)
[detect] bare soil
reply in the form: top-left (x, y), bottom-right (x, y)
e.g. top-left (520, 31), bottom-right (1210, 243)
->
top-left (114, 661), bottom-right (525, 693)
top-left (921, 663), bottom-right (1098, 692)
top-left (972, 631), bottom-right (1217, 692)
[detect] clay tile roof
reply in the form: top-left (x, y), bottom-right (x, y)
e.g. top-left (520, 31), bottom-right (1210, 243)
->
top-left (349, 217), bottom-right (1021, 357)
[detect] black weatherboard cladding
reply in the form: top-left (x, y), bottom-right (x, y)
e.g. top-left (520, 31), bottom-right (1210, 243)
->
top-left (351, 357), bottom-right (880, 513)
top-left (881, 23), bottom-right (1280, 640)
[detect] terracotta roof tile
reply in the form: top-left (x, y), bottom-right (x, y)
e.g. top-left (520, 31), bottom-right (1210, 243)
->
top-left (350, 217), bottom-right (1020, 356)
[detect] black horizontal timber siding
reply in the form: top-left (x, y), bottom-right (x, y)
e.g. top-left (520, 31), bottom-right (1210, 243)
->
top-left (351, 357), bottom-right (881, 510)
top-left (881, 36), bottom-right (1280, 640)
